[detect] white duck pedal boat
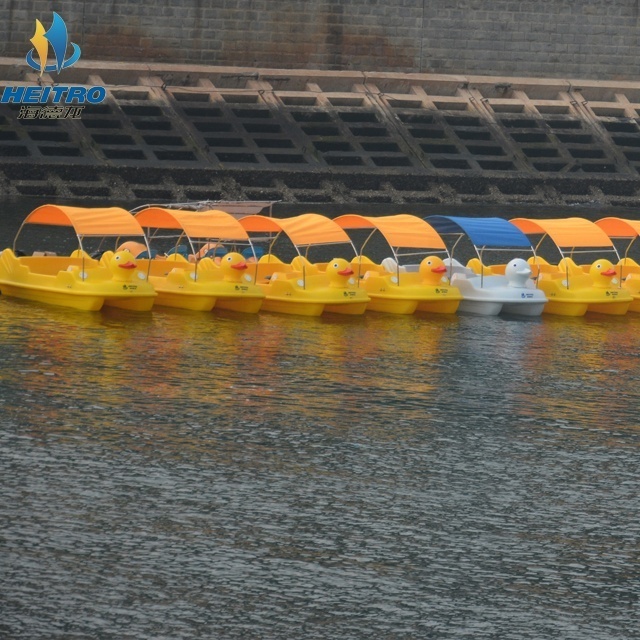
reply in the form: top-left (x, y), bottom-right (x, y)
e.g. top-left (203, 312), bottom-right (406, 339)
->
top-left (446, 257), bottom-right (547, 316)
top-left (426, 215), bottom-right (547, 316)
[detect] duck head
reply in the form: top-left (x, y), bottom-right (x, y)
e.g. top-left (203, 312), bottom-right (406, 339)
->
top-left (326, 258), bottom-right (355, 288)
top-left (109, 250), bottom-right (137, 282)
top-left (419, 256), bottom-right (449, 285)
top-left (505, 258), bottom-right (533, 288)
top-left (220, 251), bottom-right (249, 282)
top-left (589, 259), bottom-right (618, 288)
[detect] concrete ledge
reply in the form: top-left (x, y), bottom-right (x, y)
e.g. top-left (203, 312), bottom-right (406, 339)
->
top-left (2, 60), bottom-right (640, 206)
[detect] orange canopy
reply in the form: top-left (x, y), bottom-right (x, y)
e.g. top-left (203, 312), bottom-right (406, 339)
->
top-left (134, 208), bottom-right (250, 240)
top-left (239, 213), bottom-right (352, 246)
top-left (595, 217), bottom-right (640, 239)
top-left (510, 217), bottom-right (614, 248)
top-left (24, 205), bottom-right (146, 236)
top-left (334, 214), bottom-right (447, 249)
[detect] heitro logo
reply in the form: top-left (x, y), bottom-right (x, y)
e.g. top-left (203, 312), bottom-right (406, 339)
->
top-left (26, 11), bottom-right (81, 75)
top-left (2, 12), bottom-right (106, 120)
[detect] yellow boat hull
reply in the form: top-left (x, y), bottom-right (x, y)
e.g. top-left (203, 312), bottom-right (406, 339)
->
top-left (627, 295), bottom-right (640, 313)
top-left (257, 271), bottom-right (369, 317)
top-left (366, 297), bottom-right (419, 314)
top-left (143, 260), bottom-right (264, 313)
top-left (0, 280), bottom-right (104, 311)
top-left (538, 279), bottom-right (632, 317)
top-left (0, 250), bottom-right (156, 312)
top-left (358, 271), bottom-right (462, 315)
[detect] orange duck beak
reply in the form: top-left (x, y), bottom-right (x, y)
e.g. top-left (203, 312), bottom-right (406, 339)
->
top-left (119, 261), bottom-right (136, 270)
top-left (338, 267), bottom-right (354, 276)
top-left (432, 264), bottom-right (447, 273)
top-left (602, 268), bottom-right (616, 277)
top-left (231, 261), bottom-right (248, 270)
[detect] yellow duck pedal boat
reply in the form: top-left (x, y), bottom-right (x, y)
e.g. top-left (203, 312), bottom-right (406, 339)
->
top-left (595, 217), bottom-right (640, 313)
top-left (350, 254), bottom-right (462, 315)
top-left (133, 207), bottom-right (265, 313)
top-left (512, 217), bottom-right (632, 316)
top-left (251, 255), bottom-right (369, 316)
top-left (0, 205), bottom-right (156, 312)
top-left (527, 257), bottom-right (631, 316)
top-left (239, 214), bottom-right (371, 316)
top-left (335, 214), bottom-right (462, 315)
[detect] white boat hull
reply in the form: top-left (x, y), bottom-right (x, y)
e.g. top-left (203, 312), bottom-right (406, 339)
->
top-left (451, 271), bottom-right (547, 317)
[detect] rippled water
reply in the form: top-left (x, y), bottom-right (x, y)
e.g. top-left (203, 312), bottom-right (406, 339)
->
top-left (1, 297), bottom-right (639, 639)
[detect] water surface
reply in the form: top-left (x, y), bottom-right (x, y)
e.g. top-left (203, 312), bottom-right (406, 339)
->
top-left (1, 298), bottom-right (639, 639)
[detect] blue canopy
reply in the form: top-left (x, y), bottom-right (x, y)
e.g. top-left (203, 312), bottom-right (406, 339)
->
top-left (425, 215), bottom-right (533, 249)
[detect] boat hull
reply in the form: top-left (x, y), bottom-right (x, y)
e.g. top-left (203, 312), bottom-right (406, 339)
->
top-left (260, 297), bottom-right (325, 316)
top-left (451, 273), bottom-right (547, 317)
top-left (0, 250), bottom-right (156, 312)
top-left (0, 280), bottom-right (104, 311)
top-left (539, 282), bottom-right (632, 317)
top-left (144, 260), bottom-right (264, 312)
top-left (588, 300), bottom-right (632, 315)
top-left (627, 295), bottom-right (640, 313)
top-left (324, 300), bottom-right (369, 315)
top-left (152, 290), bottom-right (215, 311)
top-left (457, 299), bottom-right (504, 316)
top-left (102, 293), bottom-right (156, 312)
top-left (215, 297), bottom-right (264, 314)
top-left (358, 271), bottom-right (462, 315)
top-left (366, 297), bottom-right (419, 314)
top-left (256, 270), bottom-right (369, 317)
top-left (501, 301), bottom-right (547, 316)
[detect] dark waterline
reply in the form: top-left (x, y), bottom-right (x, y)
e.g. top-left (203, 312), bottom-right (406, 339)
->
top-left (1, 196), bottom-right (640, 639)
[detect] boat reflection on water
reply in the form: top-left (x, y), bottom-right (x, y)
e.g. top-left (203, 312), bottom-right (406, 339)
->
top-left (2, 276), bottom-right (640, 640)
top-left (504, 313), bottom-right (640, 434)
top-left (2, 297), bottom-right (462, 454)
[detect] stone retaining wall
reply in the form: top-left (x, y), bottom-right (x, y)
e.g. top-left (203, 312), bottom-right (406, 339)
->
top-left (1, 1), bottom-right (640, 80)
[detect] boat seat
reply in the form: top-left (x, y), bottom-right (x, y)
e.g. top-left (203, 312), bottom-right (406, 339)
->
top-left (351, 256), bottom-right (383, 276)
top-left (291, 255), bottom-right (319, 274)
top-left (258, 253), bottom-right (283, 263)
top-left (467, 258), bottom-right (495, 275)
top-left (617, 258), bottom-right (640, 278)
top-left (166, 245), bottom-right (189, 259)
top-left (381, 257), bottom-right (407, 273)
top-left (242, 246), bottom-right (265, 262)
top-left (116, 241), bottom-right (147, 257)
top-left (136, 249), bottom-right (157, 259)
top-left (203, 245), bottom-right (227, 259)
top-left (528, 256), bottom-right (559, 278)
top-left (70, 249), bottom-right (93, 259)
top-left (255, 261), bottom-right (292, 282)
top-left (557, 257), bottom-right (584, 276)
top-left (99, 250), bottom-right (114, 267)
top-left (444, 258), bottom-right (474, 279)
top-left (165, 252), bottom-right (189, 263)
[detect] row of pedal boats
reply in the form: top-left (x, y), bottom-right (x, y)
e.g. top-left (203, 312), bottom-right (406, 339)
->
top-left (1, 203), bottom-right (640, 318)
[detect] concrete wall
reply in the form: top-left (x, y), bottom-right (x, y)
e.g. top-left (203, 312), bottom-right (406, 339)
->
top-left (2, 1), bottom-right (640, 80)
